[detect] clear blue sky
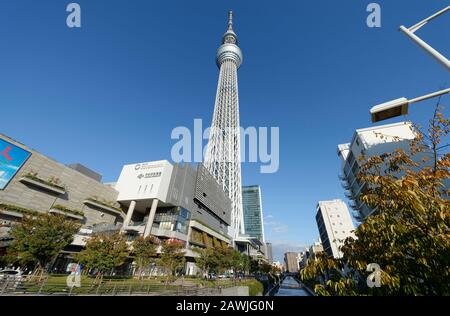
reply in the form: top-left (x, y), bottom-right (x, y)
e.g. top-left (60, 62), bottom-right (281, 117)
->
top-left (0, 1), bottom-right (448, 262)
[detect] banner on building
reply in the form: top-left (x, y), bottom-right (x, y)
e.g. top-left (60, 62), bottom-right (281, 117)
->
top-left (0, 138), bottom-right (31, 190)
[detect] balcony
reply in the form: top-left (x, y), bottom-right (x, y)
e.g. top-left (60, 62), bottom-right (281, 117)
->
top-left (83, 198), bottom-right (125, 218)
top-left (0, 203), bottom-right (39, 218)
top-left (0, 209), bottom-right (25, 219)
top-left (49, 206), bottom-right (84, 221)
top-left (150, 226), bottom-right (188, 241)
top-left (20, 176), bottom-right (66, 195)
top-left (344, 191), bottom-right (356, 201)
top-left (348, 200), bottom-right (363, 211)
top-left (123, 221), bottom-right (146, 234)
top-left (71, 233), bottom-right (89, 246)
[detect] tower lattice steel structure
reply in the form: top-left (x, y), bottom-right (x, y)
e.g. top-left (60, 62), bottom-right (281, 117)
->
top-left (204, 11), bottom-right (244, 239)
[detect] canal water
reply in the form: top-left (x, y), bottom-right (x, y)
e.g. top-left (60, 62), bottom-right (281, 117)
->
top-left (274, 276), bottom-right (311, 296)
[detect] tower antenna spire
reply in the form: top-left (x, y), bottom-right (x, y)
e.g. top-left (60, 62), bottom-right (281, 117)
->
top-left (205, 11), bottom-right (244, 239)
top-left (228, 10), bottom-right (233, 30)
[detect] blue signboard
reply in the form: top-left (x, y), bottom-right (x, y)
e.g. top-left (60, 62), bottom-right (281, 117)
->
top-left (0, 139), bottom-right (31, 190)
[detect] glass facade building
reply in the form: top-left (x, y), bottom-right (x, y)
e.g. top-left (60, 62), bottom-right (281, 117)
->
top-left (153, 206), bottom-right (191, 234)
top-left (242, 185), bottom-right (265, 242)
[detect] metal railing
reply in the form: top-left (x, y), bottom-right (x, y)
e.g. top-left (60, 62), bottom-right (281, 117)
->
top-left (0, 276), bottom-right (223, 296)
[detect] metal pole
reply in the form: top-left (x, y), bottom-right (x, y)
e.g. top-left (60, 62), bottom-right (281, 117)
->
top-left (1, 279), bottom-right (8, 294)
top-left (409, 88), bottom-right (450, 105)
top-left (409, 6), bottom-right (450, 32)
top-left (38, 279), bottom-right (45, 295)
top-left (400, 26), bottom-right (450, 72)
top-left (399, 6), bottom-right (450, 72)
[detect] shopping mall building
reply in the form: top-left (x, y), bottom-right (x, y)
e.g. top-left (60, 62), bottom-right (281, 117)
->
top-left (0, 133), bottom-right (262, 275)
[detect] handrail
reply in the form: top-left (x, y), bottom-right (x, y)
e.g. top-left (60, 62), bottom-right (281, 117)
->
top-left (0, 276), bottom-right (228, 296)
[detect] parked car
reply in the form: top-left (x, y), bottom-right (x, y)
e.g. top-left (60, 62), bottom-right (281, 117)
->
top-left (209, 273), bottom-right (217, 280)
top-left (0, 269), bottom-right (23, 280)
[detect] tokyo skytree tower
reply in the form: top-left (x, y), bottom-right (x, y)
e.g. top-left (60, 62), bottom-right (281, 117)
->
top-left (204, 11), bottom-right (244, 239)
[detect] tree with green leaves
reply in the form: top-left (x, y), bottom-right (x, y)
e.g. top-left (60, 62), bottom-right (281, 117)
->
top-left (259, 261), bottom-right (273, 274)
top-left (132, 235), bottom-right (159, 280)
top-left (7, 213), bottom-right (80, 277)
top-left (75, 232), bottom-right (129, 283)
top-left (194, 246), bottom-right (219, 278)
top-left (301, 106), bottom-right (450, 296)
top-left (158, 239), bottom-right (185, 285)
top-left (300, 252), bottom-right (359, 296)
top-left (215, 246), bottom-right (233, 275)
top-left (230, 249), bottom-right (244, 278)
top-left (240, 254), bottom-right (250, 276)
top-left (249, 258), bottom-right (260, 275)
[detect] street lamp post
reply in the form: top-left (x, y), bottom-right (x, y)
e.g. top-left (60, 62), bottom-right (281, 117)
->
top-left (370, 6), bottom-right (450, 123)
top-left (370, 87), bottom-right (450, 123)
top-left (399, 6), bottom-right (450, 72)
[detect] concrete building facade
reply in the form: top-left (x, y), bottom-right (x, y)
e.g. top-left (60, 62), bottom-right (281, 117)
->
top-left (337, 121), bottom-right (417, 221)
top-left (0, 133), bottom-right (125, 255)
top-left (115, 160), bottom-right (233, 275)
top-left (265, 242), bottom-right (273, 264)
top-left (316, 199), bottom-right (355, 259)
top-left (242, 185), bottom-right (265, 242)
top-left (284, 252), bottom-right (300, 273)
top-left (0, 133), bottom-right (234, 276)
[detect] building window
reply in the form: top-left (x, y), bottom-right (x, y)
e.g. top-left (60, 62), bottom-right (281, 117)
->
top-left (153, 206), bottom-right (190, 234)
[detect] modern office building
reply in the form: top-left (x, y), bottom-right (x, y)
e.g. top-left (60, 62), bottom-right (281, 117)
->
top-left (242, 185), bottom-right (265, 242)
top-left (0, 133), bottom-right (125, 259)
top-left (265, 242), bottom-right (273, 264)
top-left (204, 11), bottom-right (245, 239)
top-left (115, 161), bottom-right (233, 275)
top-left (0, 132), bottom-right (234, 275)
top-left (337, 121), bottom-right (418, 221)
top-left (284, 252), bottom-right (300, 273)
top-left (316, 200), bottom-right (355, 259)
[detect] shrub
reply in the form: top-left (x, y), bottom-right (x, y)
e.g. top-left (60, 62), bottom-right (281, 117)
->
top-left (246, 279), bottom-right (264, 296)
top-left (52, 204), bottom-right (84, 217)
top-left (0, 203), bottom-right (39, 216)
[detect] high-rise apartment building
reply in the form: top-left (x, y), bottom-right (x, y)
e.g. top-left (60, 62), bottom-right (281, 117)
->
top-left (337, 121), bottom-right (417, 221)
top-left (284, 252), bottom-right (300, 273)
top-left (265, 242), bottom-right (273, 263)
top-left (316, 199), bottom-right (355, 259)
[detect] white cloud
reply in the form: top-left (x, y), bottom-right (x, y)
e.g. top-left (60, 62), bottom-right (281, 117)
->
top-left (272, 225), bottom-right (288, 233)
top-left (264, 214), bottom-right (289, 234)
top-left (269, 240), bottom-right (307, 263)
